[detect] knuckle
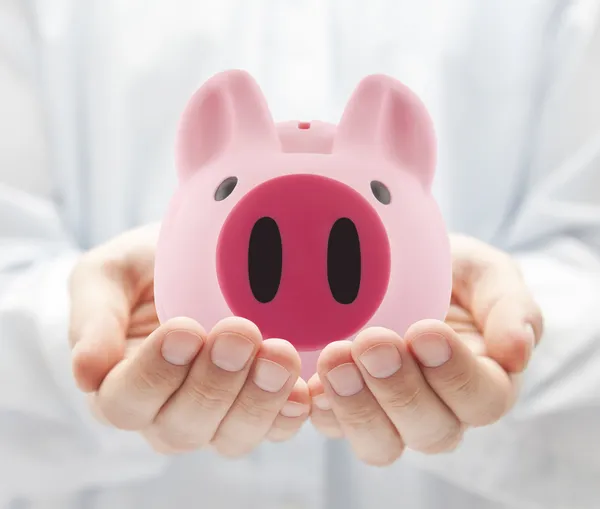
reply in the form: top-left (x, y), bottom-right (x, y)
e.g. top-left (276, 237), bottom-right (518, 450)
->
top-left (213, 437), bottom-right (256, 458)
top-left (96, 398), bottom-right (145, 431)
top-left (384, 381), bottom-right (423, 412)
top-left (412, 425), bottom-right (464, 455)
top-left (468, 396), bottom-right (509, 427)
top-left (438, 367), bottom-right (477, 398)
top-left (135, 365), bottom-right (182, 394)
top-left (358, 443), bottom-right (404, 467)
top-left (184, 377), bottom-right (234, 412)
top-left (340, 404), bottom-right (379, 430)
top-left (144, 434), bottom-right (182, 455)
top-left (99, 256), bottom-right (127, 285)
top-left (157, 430), bottom-right (205, 452)
top-left (73, 250), bottom-right (118, 283)
top-left (236, 394), bottom-right (275, 424)
top-left (151, 416), bottom-right (212, 452)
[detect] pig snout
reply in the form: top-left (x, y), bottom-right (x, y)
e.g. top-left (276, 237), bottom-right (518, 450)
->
top-left (216, 174), bottom-right (391, 351)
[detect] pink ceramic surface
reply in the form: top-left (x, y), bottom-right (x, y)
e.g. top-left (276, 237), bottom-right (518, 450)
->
top-left (154, 69), bottom-right (452, 379)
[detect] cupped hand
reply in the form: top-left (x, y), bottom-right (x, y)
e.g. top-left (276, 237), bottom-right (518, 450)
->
top-left (309, 234), bottom-right (543, 466)
top-left (68, 225), bottom-right (310, 456)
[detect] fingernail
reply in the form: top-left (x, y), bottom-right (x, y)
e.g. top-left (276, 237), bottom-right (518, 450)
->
top-left (326, 363), bottom-right (364, 397)
top-left (161, 331), bottom-right (202, 366)
top-left (253, 359), bottom-right (290, 393)
top-left (313, 394), bottom-right (332, 411)
top-left (359, 343), bottom-right (402, 379)
top-left (211, 333), bottom-right (255, 372)
top-left (412, 333), bottom-right (452, 367)
top-left (523, 324), bottom-right (536, 348)
top-left (280, 401), bottom-right (308, 418)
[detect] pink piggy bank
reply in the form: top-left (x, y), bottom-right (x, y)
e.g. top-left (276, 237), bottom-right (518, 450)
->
top-left (154, 69), bottom-right (451, 379)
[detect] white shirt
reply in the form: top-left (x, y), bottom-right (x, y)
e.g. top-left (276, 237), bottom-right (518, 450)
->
top-left (1, 1), bottom-right (600, 508)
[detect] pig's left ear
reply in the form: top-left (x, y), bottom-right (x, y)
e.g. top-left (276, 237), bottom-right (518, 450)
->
top-left (176, 69), bottom-right (280, 181)
top-left (333, 75), bottom-right (436, 190)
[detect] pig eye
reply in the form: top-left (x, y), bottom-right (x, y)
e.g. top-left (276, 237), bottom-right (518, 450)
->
top-left (370, 180), bottom-right (391, 205)
top-left (214, 177), bottom-right (238, 201)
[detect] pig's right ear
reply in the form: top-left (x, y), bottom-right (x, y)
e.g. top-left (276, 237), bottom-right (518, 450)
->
top-left (175, 69), bottom-right (280, 181)
top-left (333, 75), bottom-right (436, 191)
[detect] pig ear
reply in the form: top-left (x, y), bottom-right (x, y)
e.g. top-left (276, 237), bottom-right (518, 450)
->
top-left (175, 69), bottom-right (280, 180)
top-left (333, 75), bottom-right (436, 190)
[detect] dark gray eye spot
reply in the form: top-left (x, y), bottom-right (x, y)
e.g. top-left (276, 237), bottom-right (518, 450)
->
top-left (370, 180), bottom-right (391, 205)
top-left (215, 177), bottom-right (238, 201)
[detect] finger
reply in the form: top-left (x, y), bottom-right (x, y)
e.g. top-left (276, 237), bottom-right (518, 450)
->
top-left (69, 228), bottom-right (157, 391)
top-left (307, 375), bottom-right (344, 439)
top-left (444, 304), bottom-right (486, 356)
top-left (351, 328), bottom-right (463, 454)
top-left (317, 341), bottom-right (404, 466)
top-left (211, 338), bottom-right (300, 456)
top-left (92, 317), bottom-right (205, 430)
top-left (267, 378), bottom-right (311, 442)
top-left (147, 317), bottom-right (261, 452)
top-left (484, 296), bottom-right (540, 372)
top-left (128, 301), bottom-right (159, 337)
top-left (451, 235), bottom-right (543, 372)
top-left (69, 258), bottom-right (132, 392)
top-left (407, 320), bottom-right (514, 427)
top-left (445, 303), bottom-right (478, 333)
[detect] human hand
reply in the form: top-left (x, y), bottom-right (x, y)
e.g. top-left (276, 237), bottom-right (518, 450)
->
top-left (69, 225), bottom-right (310, 456)
top-left (309, 234), bottom-right (543, 465)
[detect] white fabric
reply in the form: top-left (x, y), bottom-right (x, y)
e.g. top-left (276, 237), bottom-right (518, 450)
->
top-left (1, 0), bottom-right (599, 508)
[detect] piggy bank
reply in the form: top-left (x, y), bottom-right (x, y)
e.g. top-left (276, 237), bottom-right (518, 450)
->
top-left (154, 69), bottom-right (451, 378)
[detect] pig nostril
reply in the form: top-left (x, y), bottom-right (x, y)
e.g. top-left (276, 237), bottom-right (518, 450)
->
top-left (327, 218), bottom-right (361, 304)
top-left (297, 121), bottom-right (311, 130)
top-left (248, 217), bottom-right (283, 303)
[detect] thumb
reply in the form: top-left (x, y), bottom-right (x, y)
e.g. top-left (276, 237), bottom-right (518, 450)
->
top-left (69, 258), bottom-right (135, 392)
